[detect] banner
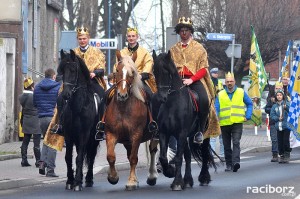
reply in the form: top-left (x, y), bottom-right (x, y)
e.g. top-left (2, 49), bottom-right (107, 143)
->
top-left (287, 46), bottom-right (300, 148)
top-left (248, 26), bottom-right (268, 125)
top-left (279, 40), bottom-right (292, 81)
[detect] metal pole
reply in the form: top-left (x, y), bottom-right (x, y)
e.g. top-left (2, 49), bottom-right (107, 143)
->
top-left (108, 0), bottom-right (111, 74)
top-left (230, 34), bottom-right (235, 73)
top-left (278, 50), bottom-right (281, 80)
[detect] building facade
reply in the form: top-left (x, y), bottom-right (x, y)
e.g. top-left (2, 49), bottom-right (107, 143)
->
top-left (0, 0), bottom-right (62, 144)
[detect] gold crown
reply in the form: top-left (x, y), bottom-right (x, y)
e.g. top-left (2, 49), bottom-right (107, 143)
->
top-left (275, 81), bottom-right (283, 87)
top-left (127, 27), bottom-right (138, 34)
top-left (178, 17), bottom-right (193, 25)
top-left (76, 27), bottom-right (89, 36)
top-left (24, 77), bottom-right (34, 89)
top-left (282, 71), bottom-right (289, 78)
top-left (225, 72), bottom-right (234, 79)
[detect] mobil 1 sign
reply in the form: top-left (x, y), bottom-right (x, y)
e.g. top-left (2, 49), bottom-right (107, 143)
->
top-left (89, 38), bottom-right (118, 49)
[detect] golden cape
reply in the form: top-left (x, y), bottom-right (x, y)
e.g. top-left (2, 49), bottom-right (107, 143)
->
top-left (170, 40), bottom-right (221, 139)
top-left (114, 46), bottom-right (157, 93)
top-left (44, 46), bottom-right (106, 151)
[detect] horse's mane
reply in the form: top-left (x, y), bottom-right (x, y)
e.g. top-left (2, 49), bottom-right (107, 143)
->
top-left (155, 52), bottom-right (182, 88)
top-left (121, 56), bottom-right (145, 102)
top-left (58, 51), bottom-right (91, 83)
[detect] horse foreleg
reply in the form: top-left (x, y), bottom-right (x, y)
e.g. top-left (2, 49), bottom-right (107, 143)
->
top-left (183, 143), bottom-right (193, 188)
top-left (65, 140), bottom-right (74, 190)
top-left (124, 141), bottom-right (140, 191)
top-left (198, 138), bottom-right (211, 186)
top-left (106, 133), bottom-right (119, 185)
top-left (73, 144), bottom-right (86, 191)
top-left (85, 138), bottom-right (99, 187)
top-left (159, 134), bottom-right (174, 178)
top-left (171, 134), bottom-right (187, 191)
top-left (147, 139), bottom-right (159, 186)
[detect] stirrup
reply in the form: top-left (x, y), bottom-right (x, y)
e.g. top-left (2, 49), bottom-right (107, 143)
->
top-left (50, 124), bottom-right (62, 135)
top-left (95, 131), bottom-right (105, 141)
top-left (148, 121), bottom-right (158, 133)
top-left (96, 121), bottom-right (105, 133)
top-left (193, 132), bottom-right (203, 144)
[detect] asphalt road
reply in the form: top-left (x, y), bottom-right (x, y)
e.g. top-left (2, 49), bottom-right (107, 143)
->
top-left (1, 148), bottom-right (300, 199)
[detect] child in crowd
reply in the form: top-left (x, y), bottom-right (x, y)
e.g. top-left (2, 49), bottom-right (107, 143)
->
top-left (270, 89), bottom-right (291, 163)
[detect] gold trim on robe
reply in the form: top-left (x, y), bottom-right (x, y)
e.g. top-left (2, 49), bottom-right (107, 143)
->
top-left (170, 40), bottom-right (221, 139)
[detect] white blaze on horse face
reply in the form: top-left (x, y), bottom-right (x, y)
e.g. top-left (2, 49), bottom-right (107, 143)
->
top-left (122, 68), bottom-right (127, 89)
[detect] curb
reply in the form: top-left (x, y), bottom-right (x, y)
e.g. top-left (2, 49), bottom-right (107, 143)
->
top-left (241, 146), bottom-right (271, 154)
top-left (0, 154), bottom-right (33, 161)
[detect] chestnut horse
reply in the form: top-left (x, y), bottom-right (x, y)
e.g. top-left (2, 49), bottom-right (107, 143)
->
top-left (104, 50), bottom-right (158, 190)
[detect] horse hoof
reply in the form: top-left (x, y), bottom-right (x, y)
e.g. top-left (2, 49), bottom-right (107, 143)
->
top-left (65, 183), bottom-right (73, 190)
top-left (107, 176), bottom-right (119, 185)
top-left (125, 184), bottom-right (138, 191)
top-left (73, 184), bottom-right (83, 191)
top-left (85, 181), bottom-right (94, 187)
top-left (200, 182), bottom-right (209, 186)
top-left (185, 183), bottom-right (193, 188)
top-left (146, 178), bottom-right (157, 186)
top-left (171, 184), bottom-right (183, 191)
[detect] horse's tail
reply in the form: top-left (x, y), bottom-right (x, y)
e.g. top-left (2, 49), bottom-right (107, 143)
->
top-left (188, 137), bottom-right (218, 171)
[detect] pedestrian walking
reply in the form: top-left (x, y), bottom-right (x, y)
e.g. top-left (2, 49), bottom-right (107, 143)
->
top-left (19, 77), bottom-right (41, 167)
top-left (265, 81), bottom-right (285, 162)
top-left (33, 69), bottom-right (61, 177)
top-left (270, 89), bottom-right (291, 163)
top-left (215, 72), bottom-right (253, 172)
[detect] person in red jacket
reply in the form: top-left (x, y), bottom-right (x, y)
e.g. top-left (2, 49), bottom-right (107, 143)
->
top-left (170, 17), bottom-right (221, 144)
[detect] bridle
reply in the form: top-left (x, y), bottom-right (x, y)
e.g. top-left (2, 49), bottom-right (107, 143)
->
top-left (62, 57), bottom-right (87, 100)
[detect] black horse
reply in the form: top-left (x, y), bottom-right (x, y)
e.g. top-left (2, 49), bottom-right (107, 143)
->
top-left (152, 51), bottom-right (215, 191)
top-left (58, 49), bottom-right (103, 191)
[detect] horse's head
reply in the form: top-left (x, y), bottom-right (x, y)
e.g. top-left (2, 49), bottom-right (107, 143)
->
top-left (59, 49), bottom-right (90, 100)
top-left (152, 50), bottom-right (179, 103)
top-left (114, 50), bottom-right (144, 102)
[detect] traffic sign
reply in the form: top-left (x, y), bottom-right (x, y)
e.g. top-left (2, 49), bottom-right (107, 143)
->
top-left (206, 33), bottom-right (233, 41)
top-left (225, 44), bottom-right (242, 58)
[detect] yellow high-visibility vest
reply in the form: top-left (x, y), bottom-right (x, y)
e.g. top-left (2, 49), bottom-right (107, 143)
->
top-left (219, 88), bottom-right (245, 126)
top-left (217, 80), bottom-right (223, 93)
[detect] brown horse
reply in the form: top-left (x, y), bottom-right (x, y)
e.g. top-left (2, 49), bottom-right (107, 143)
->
top-left (105, 50), bottom-right (158, 190)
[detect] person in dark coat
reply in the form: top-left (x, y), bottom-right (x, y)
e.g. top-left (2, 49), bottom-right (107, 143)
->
top-left (19, 77), bottom-right (41, 167)
top-left (33, 69), bottom-right (61, 177)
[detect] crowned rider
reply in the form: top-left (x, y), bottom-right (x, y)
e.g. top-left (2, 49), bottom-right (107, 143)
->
top-left (96, 27), bottom-right (158, 138)
top-left (169, 16), bottom-right (221, 144)
top-left (45, 26), bottom-right (107, 151)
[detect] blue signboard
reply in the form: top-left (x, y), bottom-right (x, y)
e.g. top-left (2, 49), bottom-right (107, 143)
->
top-left (206, 33), bottom-right (233, 41)
top-left (21, 0), bottom-right (28, 74)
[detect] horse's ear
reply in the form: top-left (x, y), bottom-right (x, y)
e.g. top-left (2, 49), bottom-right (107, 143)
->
top-left (60, 49), bottom-right (66, 59)
top-left (167, 50), bottom-right (171, 60)
top-left (152, 50), bottom-right (157, 60)
top-left (131, 51), bottom-right (137, 62)
top-left (70, 49), bottom-right (76, 60)
top-left (116, 50), bottom-right (122, 62)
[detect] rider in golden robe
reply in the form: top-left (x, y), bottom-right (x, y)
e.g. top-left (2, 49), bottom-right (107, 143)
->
top-left (96, 27), bottom-right (158, 138)
top-left (170, 17), bottom-right (221, 143)
top-left (116, 27), bottom-right (157, 93)
top-left (44, 27), bottom-right (107, 150)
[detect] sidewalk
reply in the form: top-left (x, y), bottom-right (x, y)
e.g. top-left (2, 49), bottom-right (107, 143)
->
top-left (0, 125), bottom-right (271, 191)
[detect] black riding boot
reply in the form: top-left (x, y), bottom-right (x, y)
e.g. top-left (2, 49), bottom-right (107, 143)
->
top-left (33, 147), bottom-right (41, 168)
top-left (20, 146), bottom-right (31, 167)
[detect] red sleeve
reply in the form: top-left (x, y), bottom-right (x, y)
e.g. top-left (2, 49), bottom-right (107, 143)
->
top-left (190, 68), bottom-right (207, 82)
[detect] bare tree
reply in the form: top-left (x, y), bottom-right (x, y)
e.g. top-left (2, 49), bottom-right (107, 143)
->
top-left (160, 0), bottom-right (165, 52)
top-left (188, 0), bottom-right (300, 85)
